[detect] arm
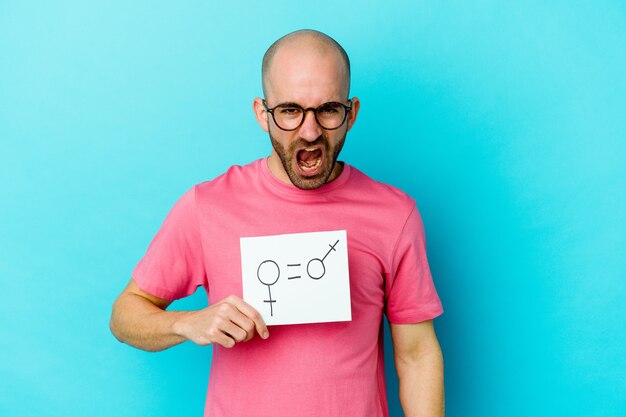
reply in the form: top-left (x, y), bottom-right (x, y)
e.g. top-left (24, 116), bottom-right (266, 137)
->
top-left (390, 320), bottom-right (444, 417)
top-left (110, 279), bottom-right (269, 352)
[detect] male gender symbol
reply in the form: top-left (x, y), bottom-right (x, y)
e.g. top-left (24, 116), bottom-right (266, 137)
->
top-left (306, 239), bottom-right (340, 280)
top-left (257, 260), bottom-right (280, 316)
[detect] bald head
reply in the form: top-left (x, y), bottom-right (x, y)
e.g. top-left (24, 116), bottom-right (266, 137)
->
top-left (261, 30), bottom-right (351, 99)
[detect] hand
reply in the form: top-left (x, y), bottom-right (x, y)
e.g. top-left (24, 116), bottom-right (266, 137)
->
top-left (173, 295), bottom-right (269, 348)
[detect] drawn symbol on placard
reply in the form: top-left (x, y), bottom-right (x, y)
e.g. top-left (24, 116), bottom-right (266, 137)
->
top-left (257, 260), bottom-right (280, 316)
top-left (307, 239), bottom-right (339, 280)
top-left (287, 263), bottom-right (301, 280)
top-left (255, 239), bottom-right (341, 317)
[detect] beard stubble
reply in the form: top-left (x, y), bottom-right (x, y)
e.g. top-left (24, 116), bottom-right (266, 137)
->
top-left (269, 129), bottom-right (346, 190)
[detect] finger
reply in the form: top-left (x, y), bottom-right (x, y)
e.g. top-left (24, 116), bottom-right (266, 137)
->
top-left (226, 296), bottom-right (269, 339)
top-left (214, 302), bottom-right (254, 341)
top-left (219, 320), bottom-right (248, 343)
top-left (205, 325), bottom-right (236, 348)
top-left (228, 313), bottom-right (256, 342)
top-left (211, 331), bottom-right (236, 348)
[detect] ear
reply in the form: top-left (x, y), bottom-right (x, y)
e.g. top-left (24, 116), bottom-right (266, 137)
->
top-left (253, 97), bottom-right (270, 133)
top-left (346, 97), bottom-right (360, 132)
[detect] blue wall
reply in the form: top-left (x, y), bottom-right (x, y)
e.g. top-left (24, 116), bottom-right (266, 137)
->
top-left (1, 1), bottom-right (624, 416)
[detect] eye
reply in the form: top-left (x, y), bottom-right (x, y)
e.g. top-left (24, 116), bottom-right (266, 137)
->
top-left (278, 106), bottom-right (302, 115)
top-left (318, 103), bottom-right (341, 114)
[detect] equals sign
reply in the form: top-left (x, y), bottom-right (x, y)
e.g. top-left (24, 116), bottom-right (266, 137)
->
top-left (287, 263), bottom-right (301, 279)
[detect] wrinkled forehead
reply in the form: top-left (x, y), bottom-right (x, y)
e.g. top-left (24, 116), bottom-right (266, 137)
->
top-left (265, 42), bottom-right (349, 104)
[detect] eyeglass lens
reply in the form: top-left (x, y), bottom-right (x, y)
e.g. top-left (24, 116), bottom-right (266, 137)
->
top-left (273, 103), bottom-right (347, 130)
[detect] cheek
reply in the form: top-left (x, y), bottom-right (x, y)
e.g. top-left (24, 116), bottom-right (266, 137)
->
top-left (270, 130), bottom-right (297, 153)
top-left (327, 131), bottom-right (346, 149)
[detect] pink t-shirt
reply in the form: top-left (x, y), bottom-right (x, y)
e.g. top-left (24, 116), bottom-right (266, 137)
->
top-left (132, 158), bottom-right (443, 417)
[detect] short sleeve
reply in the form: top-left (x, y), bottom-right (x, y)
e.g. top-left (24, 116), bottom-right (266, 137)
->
top-left (385, 205), bottom-right (443, 323)
top-left (132, 186), bottom-right (207, 300)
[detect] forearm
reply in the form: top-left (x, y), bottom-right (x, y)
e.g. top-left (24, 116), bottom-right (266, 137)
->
top-left (110, 292), bottom-right (190, 352)
top-left (396, 345), bottom-right (445, 417)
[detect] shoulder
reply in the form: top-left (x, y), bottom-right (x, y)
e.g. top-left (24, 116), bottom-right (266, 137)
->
top-left (193, 159), bottom-right (262, 197)
top-left (345, 164), bottom-right (417, 215)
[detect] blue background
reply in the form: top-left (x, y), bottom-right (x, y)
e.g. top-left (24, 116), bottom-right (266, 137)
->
top-left (1, 1), bottom-right (624, 416)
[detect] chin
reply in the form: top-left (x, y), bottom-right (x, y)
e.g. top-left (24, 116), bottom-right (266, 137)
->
top-left (287, 169), bottom-right (331, 190)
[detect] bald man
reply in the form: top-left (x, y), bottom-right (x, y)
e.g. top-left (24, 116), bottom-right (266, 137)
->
top-left (111, 30), bottom-right (444, 417)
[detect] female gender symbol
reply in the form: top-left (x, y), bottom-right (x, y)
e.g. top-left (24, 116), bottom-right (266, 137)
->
top-left (257, 260), bottom-right (280, 316)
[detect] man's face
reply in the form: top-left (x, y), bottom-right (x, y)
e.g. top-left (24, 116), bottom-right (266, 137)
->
top-left (254, 43), bottom-right (359, 190)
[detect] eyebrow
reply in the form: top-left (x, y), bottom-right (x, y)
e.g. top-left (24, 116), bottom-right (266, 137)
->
top-left (275, 102), bottom-right (302, 107)
top-left (274, 101), bottom-right (344, 108)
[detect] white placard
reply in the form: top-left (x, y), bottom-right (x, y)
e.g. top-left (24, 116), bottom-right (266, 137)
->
top-left (240, 230), bottom-right (351, 325)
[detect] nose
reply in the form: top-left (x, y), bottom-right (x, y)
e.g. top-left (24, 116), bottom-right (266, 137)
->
top-left (298, 109), bottom-right (323, 142)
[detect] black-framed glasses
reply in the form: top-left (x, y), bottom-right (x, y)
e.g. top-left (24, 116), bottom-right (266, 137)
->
top-left (263, 99), bottom-right (353, 131)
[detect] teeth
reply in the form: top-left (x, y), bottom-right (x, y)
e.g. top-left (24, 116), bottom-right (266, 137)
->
top-left (299, 156), bottom-right (322, 171)
top-left (296, 147), bottom-right (323, 172)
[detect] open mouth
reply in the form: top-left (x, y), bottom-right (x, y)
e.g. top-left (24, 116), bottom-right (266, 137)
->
top-left (296, 146), bottom-right (323, 174)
